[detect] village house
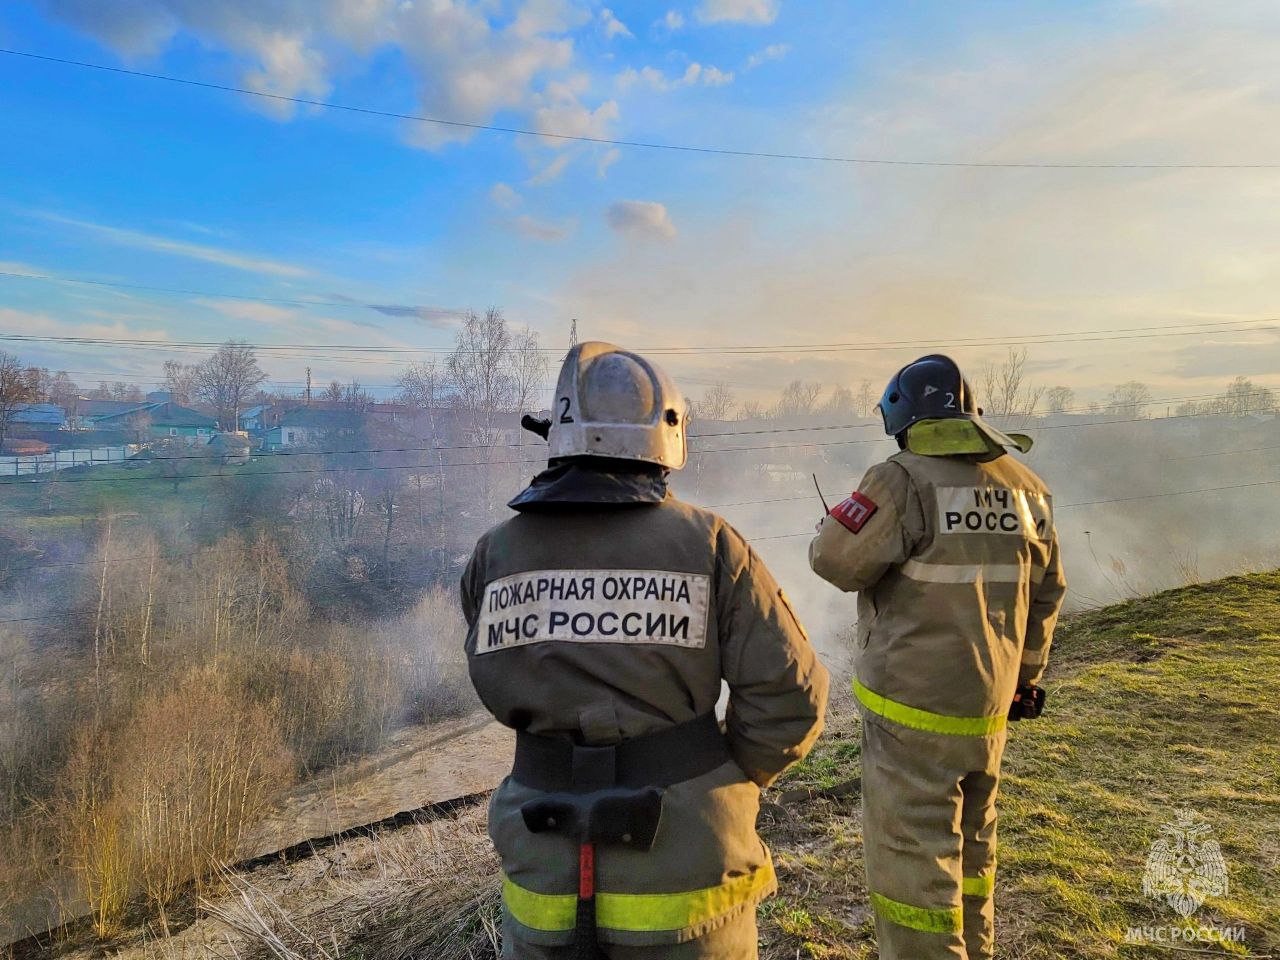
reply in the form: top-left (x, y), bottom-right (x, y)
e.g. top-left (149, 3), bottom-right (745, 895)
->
top-left (80, 400), bottom-right (218, 444)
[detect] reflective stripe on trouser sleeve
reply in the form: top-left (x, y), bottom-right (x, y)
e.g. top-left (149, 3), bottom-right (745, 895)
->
top-left (853, 678), bottom-right (1007, 736)
top-left (962, 869), bottom-right (995, 898)
top-left (869, 891), bottom-right (963, 935)
top-left (502, 862), bottom-right (776, 933)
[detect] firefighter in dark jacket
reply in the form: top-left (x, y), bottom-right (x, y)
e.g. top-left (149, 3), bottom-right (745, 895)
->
top-left (461, 341), bottom-right (829, 959)
top-left (810, 355), bottom-right (1066, 960)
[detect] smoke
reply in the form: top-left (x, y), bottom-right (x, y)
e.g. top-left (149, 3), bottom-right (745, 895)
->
top-left (672, 408), bottom-right (1280, 673)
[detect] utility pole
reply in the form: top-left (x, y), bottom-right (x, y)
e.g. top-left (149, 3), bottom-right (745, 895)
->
top-left (565, 319), bottom-right (580, 362)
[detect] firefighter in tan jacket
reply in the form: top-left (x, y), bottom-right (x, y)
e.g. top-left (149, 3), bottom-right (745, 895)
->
top-left (810, 355), bottom-right (1066, 960)
top-left (462, 342), bottom-right (829, 959)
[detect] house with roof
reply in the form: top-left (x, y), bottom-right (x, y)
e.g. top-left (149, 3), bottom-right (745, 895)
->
top-left (11, 403), bottom-right (67, 430)
top-left (263, 407), bottom-right (364, 449)
top-left (240, 404), bottom-right (271, 431)
top-left (84, 401), bottom-right (218, 444)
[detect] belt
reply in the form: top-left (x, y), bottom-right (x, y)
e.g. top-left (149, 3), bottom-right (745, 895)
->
top-left (512, 712), bottom-right (730, 793)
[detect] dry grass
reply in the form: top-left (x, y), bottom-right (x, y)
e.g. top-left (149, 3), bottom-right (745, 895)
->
top-left (56, 669), bottom-right (296, 936)
top-left (1, 529), bottom-right (475, 939)
top-left (200, 808), bottom-right (500, 960)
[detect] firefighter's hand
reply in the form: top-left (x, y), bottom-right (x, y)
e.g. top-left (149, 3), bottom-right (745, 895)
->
top-left (1008, 684), bottom-right (1046, 721)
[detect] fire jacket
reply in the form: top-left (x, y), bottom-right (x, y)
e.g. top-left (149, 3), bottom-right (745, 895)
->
top-left (461, 460), bottom-right (829, 948)
top-left (809, 449), bottom-right (1066, 731)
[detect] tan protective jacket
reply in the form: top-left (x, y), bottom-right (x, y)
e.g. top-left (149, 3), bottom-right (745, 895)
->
top-left (462, 494), bottom-right (828, 948)
top-left (810, 450), bottom-right (1066, 729)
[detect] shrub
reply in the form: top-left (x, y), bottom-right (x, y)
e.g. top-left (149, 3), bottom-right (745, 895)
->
top-left (56, 669), bottom-right (295, 934)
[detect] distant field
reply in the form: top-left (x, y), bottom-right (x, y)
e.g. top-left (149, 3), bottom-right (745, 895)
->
top-left (0, 463), bottom-right (240, 520)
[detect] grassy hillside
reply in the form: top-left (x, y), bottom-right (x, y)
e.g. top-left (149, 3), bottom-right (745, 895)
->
top-left (31, 572), bottom-right (1280, 960)
top-left (765, 571), bottom-right (1280, 958)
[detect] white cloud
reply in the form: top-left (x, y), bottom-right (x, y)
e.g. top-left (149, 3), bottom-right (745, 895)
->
top-left (505, 214), bottom-right (576, 242)
top-left (696, 0), bottom-right (779, 25)
top-left (239, 31), bottom-right (331, 116)
top-left (597, 148), bottom-right (622, 178)
top-left (192, 299), bottom-right (298, 326)
top-left (617, 62), bottom-right (734, 92)
top-left (600, 8), bottom-right (633, 39)
top-left (533, 93), bottom-right (620, 141)
top-left (0, 306), bottom-right (172, 344)
top-left (526, 153), bottom-right (573, 186)
top-left (658, 10), bottom-right (685, 32)
top-left (39, 0), bottom-right (615, 149)
top-left (35, 212), bottom-right (310, 277)
top-left (490, 182), bottom-right (523, 210)
top-left (744, 43), bottom-right (791, 69)
top-left (701, 66), bottom-right (735, 86)
top-left (606, 201), bottom-right (677, 240)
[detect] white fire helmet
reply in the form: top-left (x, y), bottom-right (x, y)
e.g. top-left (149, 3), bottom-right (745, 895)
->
top-left (547, 341), bottom-right (688, 469)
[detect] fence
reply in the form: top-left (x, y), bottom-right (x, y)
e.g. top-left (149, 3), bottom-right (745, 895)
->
top-left (0, 446), bottom-right (137, 476)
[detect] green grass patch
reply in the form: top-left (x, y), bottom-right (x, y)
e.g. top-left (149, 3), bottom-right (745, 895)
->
top-left (761, 571), bottom-right (1280, 959)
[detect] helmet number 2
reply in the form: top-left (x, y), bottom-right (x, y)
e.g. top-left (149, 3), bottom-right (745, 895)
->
top-left (558, 397), bottom-right (575, 423)
top-left (945, 392), bottom-right (957, 409)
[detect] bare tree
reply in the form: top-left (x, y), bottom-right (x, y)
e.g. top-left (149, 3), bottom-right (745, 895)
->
top-left (1222, 376), bottom-right (1276, 416)
top-left (698, 382), bottom-right (737, 421)
top-left (161, 360), bottom-right (199, 406)
top-left (736, 400), bottom-right (764, 420)
top-left (1044, 385), bottom-right (1075, 414)
top-left (45, 369), bottom-right (81, 424)
top-left (447, 308), bottom-right (515, 436)
top-left (772, 380), bottom-right (824, 417)
top-left (398, 359), bottom-right (445, 411)
top-left (195, 341), bottom-right (266, 431)
top-left (397, 358), bottom-right (449, 523)
top-left (323, 380), bottom-right (345, 405)
top-left (510, 325), bottom-right (550, 413)
top-left (854, 379), bottom-right (877, 417)
top-left (1105, 381), bottom-right (1153, 418)
top-left (22, 367), bottom-right (50, 401)
top-left (0, 352), bottom-right (37, 448)
top-left (980, 348), bottom-right (1045, 418)
top-left (123, 410), bottom-right (153, 445)
top-left (324, 380), bottom-right (372, 411)
top-left (819, 385), bottom-right (855, 417)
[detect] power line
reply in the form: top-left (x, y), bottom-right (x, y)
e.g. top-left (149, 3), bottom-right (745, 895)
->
top-left (1, 318), bottom-right (1274, 358)
top-left (0, 402), bottom-right (1268, 484)
top-left (5, 47), bottom-right (1280, 170)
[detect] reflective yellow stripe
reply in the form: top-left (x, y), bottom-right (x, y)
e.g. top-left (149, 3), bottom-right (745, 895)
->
top-left (870, 891), bottom-right (963, 934)
top-left (853, 678), bottom-right (1007, 736)
top-left (502, 876), bottom-right (578, 932)
top-left (502, 863), bottom-right (776, 933)
top-left (962, 870), bottom-right (995, 897)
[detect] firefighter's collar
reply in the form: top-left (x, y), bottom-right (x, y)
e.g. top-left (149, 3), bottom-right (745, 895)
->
top-left (508, 457), bottom-right (670, 511)
top-left (907, 418), bottom-right (1034, 456)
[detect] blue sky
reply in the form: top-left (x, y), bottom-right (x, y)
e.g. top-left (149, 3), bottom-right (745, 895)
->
top-left (2, 0), bottom-right (1279, 403)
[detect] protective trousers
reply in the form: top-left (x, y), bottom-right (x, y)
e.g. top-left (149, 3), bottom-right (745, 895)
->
top-left (503, 911), bottom-right (758, 959)
top-left (860, 710), bottom-right (1005, 960)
